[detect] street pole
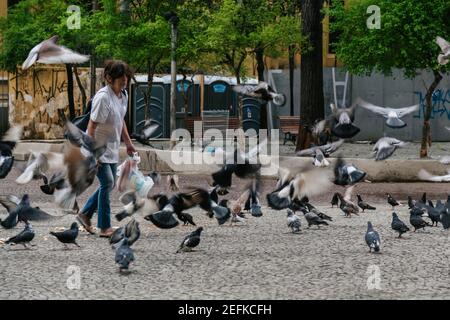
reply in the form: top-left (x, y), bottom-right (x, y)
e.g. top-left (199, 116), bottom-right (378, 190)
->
top-left (90, 0), bottom-right (98, 106)
top-left (166, 12), bottom-right (179, 149)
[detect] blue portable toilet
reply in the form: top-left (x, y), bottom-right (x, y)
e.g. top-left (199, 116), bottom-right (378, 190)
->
top-left (131, 75), bottom-right (168, 138)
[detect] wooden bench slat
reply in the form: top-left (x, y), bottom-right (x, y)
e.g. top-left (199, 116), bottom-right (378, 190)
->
top-left (278, 116), bottom-right (300, 145)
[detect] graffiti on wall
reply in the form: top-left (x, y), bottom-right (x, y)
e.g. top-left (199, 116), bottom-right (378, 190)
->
top-left (8, 67), bottom-right (100, 139)
top-left (413, 89), bottom-right (450, 120)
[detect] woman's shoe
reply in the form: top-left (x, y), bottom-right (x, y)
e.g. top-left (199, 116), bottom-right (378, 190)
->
top-left (98, 227), bottom-right (117, 238)
top-left (76, 213), bottom-right (95, 235)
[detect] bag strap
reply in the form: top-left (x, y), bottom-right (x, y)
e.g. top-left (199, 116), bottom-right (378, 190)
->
top-left (121, 88), bottom-right (128, 101)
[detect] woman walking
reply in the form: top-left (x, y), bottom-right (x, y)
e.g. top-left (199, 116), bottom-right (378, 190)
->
top-left (77, 60), bottom-right (136, 238)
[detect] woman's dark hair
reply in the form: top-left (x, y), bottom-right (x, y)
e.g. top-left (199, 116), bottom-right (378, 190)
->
top-left (103, 60), bottom-right (133, 84)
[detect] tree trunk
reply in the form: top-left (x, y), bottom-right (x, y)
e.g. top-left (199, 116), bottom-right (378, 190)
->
top-left (420, 70), bottom-right (443, 158)
top-left (145, 67), bottom-right (154, 121)
top-left (66, 64), bottom-right (76, 120)
top-left (288, 45), bottom-right (295, 117)
top-left (73, 66), bottom-right (86, 115)
top-left (296, 0), bottom-right (325, 151)
top-left (181, 73), bottom-right (189, 119)
top-left (255, 46), bottom-right (267, 130)
top-left (169, 21), bottom-right (178, 149)
top-left (235, 69), bottom-right (243, 125)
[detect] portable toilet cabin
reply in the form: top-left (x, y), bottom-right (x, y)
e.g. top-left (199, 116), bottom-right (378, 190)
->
top-left (130, 75), bottom-right (168, 138)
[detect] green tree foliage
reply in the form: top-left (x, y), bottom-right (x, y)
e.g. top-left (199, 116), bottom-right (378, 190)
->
top-left (0, 0), bottom-right (92, 73)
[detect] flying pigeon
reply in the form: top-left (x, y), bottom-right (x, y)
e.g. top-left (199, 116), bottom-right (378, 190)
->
top-left (357, 194), bottom-right (376, 212)
top-left (55, 123), bottom-right (112, 209)
top-left (311, 119), bottom-right (333, 146)
top-left (372, 137), bottom-right (408, 161)
top-left (333, 157), bottom-right (366, 186)
top-left (365, 221), bottom-right (381, 253)
top-left (0, 194), bottom-right (54, 225)
top-left (145, 188), bottom-right (229, 228)
top-left (328, 102), bottom-right (360, 138)
top-left (211, 139), bottom-right (266, 192)
top-left (49, 222), bottom-right (80, 249)
top-left (115, 237), bottom-right (135, 273)
top-left (15, 151), bottom-right (65, 184)
top-left (0, 208), bottom-right (18, 229)
top-left (54, 146), bottom-right (99, 210)
top-left (131, 120), bottom-right (159, 145)
top-left (110, 219), bottom-right (140, 249)
top-left (267, 166), bottom-right (333, 210)
top-left (167, 174), bottom-right (180, 192)
top-left (0, 125), bottom-right (23, 179)
top-left (296, 139), bottom-right (344, 167)
top-left (115, 191), bottom-right (166, 222)
top-left (418, 169), bottom-right (450, 182)
top-left (356, 98), bottom-right (419, 128)
top-left (22, 35), bottom-right (89, 70)
top-left (40, 171), bottom-right (67, 195)
top-left (5, 221), bottom-right (35, 249)
top-left (435, 36), bottom-right (450, 65)
top-left (65, 121), bottom-right (107, 159)
top-left (232, 81), bottom-right (286, 106)
top-left (286, 209), bottom-right (301, 233)
top-left (220, 186), bottom-right (254, 225)
top-left (176, 227), bottom-right (203, 253)
top-left (391, 212), bottom-right (410, 238)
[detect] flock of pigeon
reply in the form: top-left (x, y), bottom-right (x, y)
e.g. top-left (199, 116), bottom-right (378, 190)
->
top-left (0, 35), bottom-right (449, 273)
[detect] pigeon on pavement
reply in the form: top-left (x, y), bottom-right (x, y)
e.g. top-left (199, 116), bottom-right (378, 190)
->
top-left (365, 221), bottom-right (381, 253)
top-left (391, 212), bottom-right (410, 238)
top-left (5, 221), bottom-right (35, 249)
top-left (287, 209), bottom-right (301, 233)
top-left (115, 237), bottom-right (135, 273)
top-left (49, 222), bottom-right (80, 249)
top-left (176, 227), bottom-right (203, 253)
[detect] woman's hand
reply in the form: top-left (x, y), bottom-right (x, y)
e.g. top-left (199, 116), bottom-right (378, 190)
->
top-left (126, 143), bottom-right (137, 156)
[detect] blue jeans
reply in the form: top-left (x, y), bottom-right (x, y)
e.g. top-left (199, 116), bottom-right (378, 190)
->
top-left (81, 163), bottom-right (117, 230)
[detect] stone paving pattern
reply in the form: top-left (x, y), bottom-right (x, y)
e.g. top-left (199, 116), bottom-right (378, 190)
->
top-left (0, 165), bottom-right (449, 299)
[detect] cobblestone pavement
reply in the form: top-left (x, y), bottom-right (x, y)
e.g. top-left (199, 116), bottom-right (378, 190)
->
top-left (0, 165), bottom-right (449, 300)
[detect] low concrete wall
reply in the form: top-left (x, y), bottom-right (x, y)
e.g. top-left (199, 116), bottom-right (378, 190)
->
top-left (13, 142), bottom-right (450, 182)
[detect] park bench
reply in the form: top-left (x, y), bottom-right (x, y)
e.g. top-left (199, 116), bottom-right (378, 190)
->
top-left (185, 114), bottom-right (240, 138)
top-left (278, 116), bottom-right (300, 145)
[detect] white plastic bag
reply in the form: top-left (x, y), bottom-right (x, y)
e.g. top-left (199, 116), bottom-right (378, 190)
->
top-left (117, 153), bottom-right (155, 197)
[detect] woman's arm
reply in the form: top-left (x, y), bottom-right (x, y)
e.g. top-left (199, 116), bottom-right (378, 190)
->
top-left (122, 120), bottom-right (136, 156)
top-left (87, 119), bottom-right (98, 138)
